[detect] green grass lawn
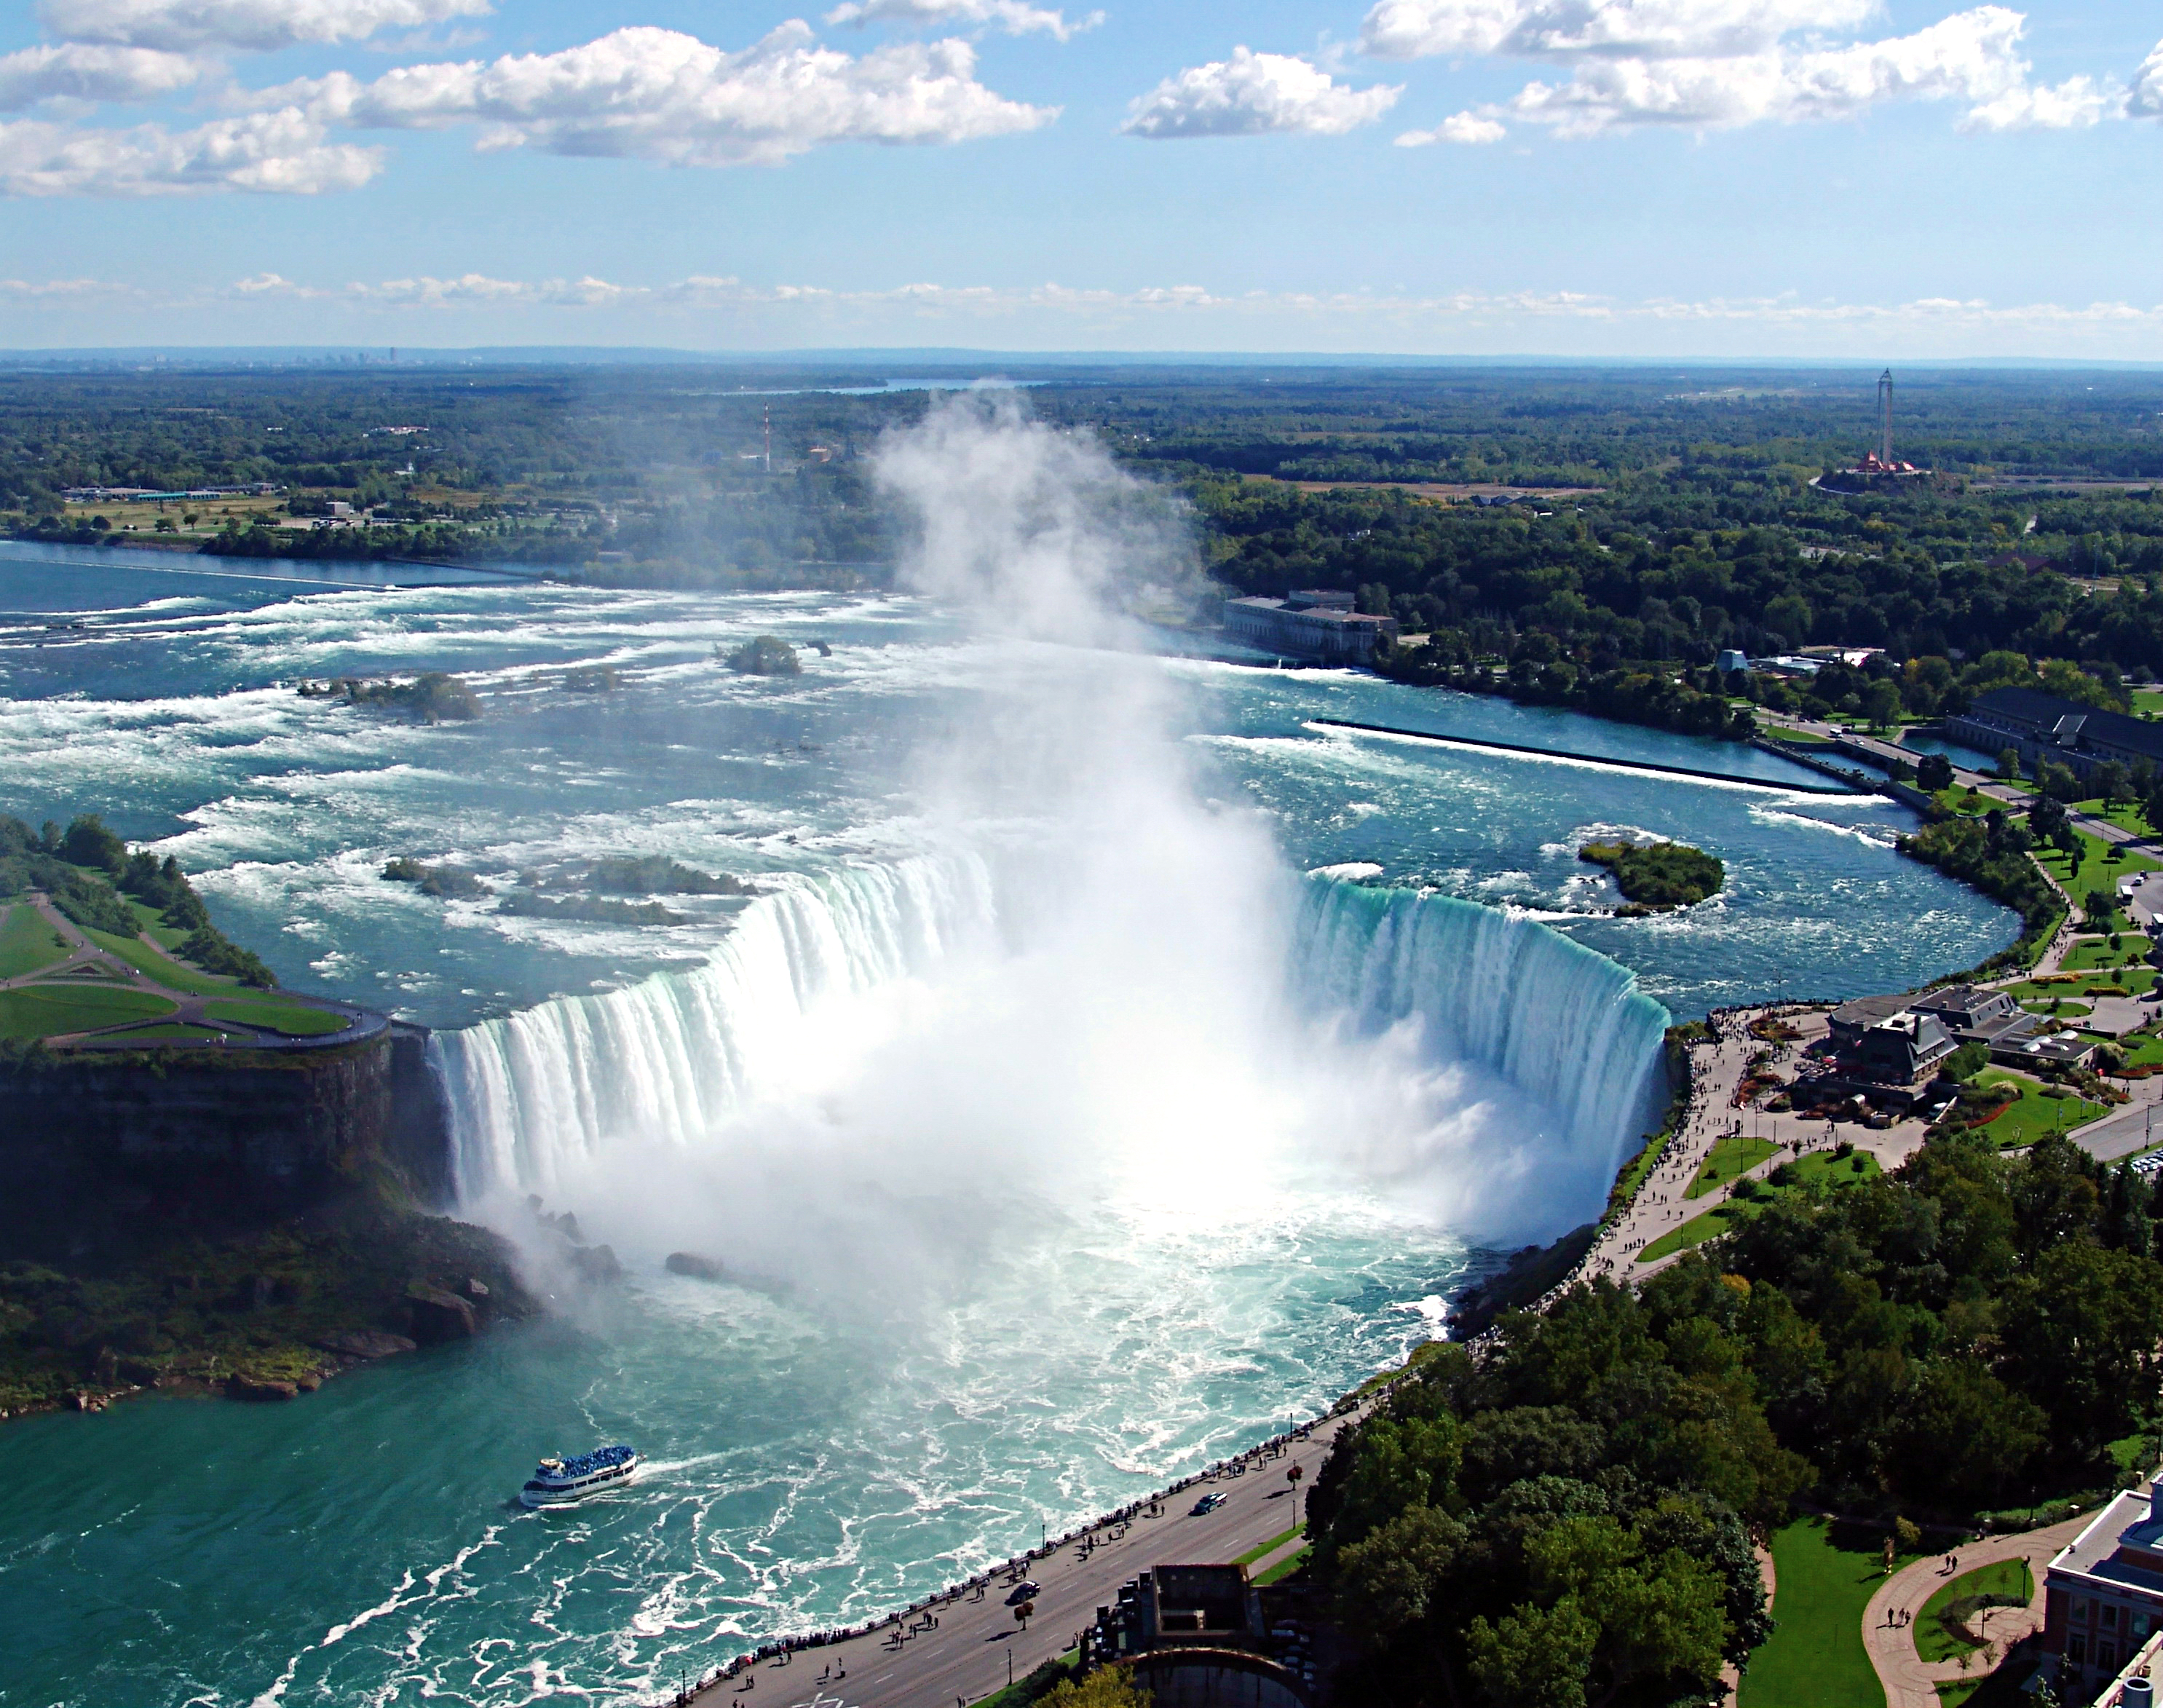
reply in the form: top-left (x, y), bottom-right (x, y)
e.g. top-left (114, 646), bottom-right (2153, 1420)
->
top-left (82, 925), bottom-right (239, 996)
top-left (1251, 1547), bottom-right (1310, 1586)
top-left (1931, 786), bottom-right (1993, 816)
top-left (2072, 798), bottom-right (2156, 837)
top-left (1916, 1559), bottom-right (2034, 1664)
top-left (1643, 1150), bottom-right (1881, 1264)
top-left (1686, 1135), bottom-right (1782, 1199)
top-left (2033, 828), bottom-right (2162, 909)
top-left (1971, 1069), bottom-right (2109, 1145)
top-left (1740, 1516), bottom-right (1905, 1708)
top-left (2117, 1033), bottom-right (2163, 1070)
top-left (124, 897), bottom-right (192, 952)
top-left (2061, 933), bottom-right (2151, 971)
top-left (1233, 1523), bottom-right (1305, 1567)
top-left (202, 997), bottom-right (349, 1037)
top-left (0, 983), bottom-right (177, 1039)
top-left (106, 1022), bottom-right (234, 1043)
top-left (0, 902), bottom-right (70, 980)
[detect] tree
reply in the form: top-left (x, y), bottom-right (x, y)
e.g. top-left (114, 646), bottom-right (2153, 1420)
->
top-left (1940, 1042), bottom-right (1989, 1082)
top-left (2029, 794), bottom-right (2069, 841)
top-left (1466, 1598), bottom-right (1598, 1708)
top-left (1042, 1667), bottom-right (1150, 1708)
top-left (2097, 762), bottom-right (2132, 808)
top-left (1863, 679), bottom-right (1904, 732)
top-left (1334, 1506), bottom-right (1468, 1642)
top-left (1917, 751), bottom-right (1954, 792)
top-left (1998, 746), bottom-right (2022, 781)
top-left (2087, 887), bottom-right (2119, 929)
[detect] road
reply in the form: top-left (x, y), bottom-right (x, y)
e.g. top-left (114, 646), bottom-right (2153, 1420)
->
top-left (685, 1419), bottom-right (1358, 1708)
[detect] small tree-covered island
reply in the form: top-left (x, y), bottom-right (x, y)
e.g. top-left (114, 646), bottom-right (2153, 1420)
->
top-left (1578, 840), bottom-right (1726, 912)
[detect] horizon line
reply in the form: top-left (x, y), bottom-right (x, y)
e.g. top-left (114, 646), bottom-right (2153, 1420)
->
top-left (1, 345), bottom-right (2162, 373)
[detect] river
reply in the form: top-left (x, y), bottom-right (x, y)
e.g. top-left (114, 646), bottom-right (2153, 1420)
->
top-left (0, 542), bottom-right (2011, 1707)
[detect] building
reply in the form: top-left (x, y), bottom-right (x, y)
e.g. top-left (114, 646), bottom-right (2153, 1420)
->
top-left (1716, 649), bottom-right (1749, 674)
top-left (1223, 590), bottom-right (1399, 665)
top-left (2044, 1473), bottom-right (2163, 1701)
top-left (1909, 984), bottom-right (2037, 1053)
top-left (1854, 1010), bottom-right (1957, 1083)
top-left (1946, 688), bottom-right (2163, 786)
top-left (1087, 1565), bottom-right (1317, 1707)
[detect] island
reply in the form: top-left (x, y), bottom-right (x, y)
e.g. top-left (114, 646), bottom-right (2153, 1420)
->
top-left (1578, 838), bottom-right (1725, 911)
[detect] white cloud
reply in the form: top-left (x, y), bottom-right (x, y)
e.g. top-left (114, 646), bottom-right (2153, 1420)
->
top-left (0, 43), bottom-right (203, 110)
top-left (1495, 7), bottom-right (2058, 135)
top-left (822, 0), bottom-right (1102, 41)
top-left (1961, 73), bottom-right (2117, 130)
top-left (1121, 47), bottom-right (1401, 138)
top-left (0, 107), bottom-right (380, 194)
top-left (287, 22), bottom-right (1056, 165)
top-left (39, 0), bottom-right (493, 52)
top-left (1396, 109), bottom-right (1506, 143)
top-left (1359, 0), bottom-right (1879, 63)
top-left (2124, 36), bottom-right (2163, 119)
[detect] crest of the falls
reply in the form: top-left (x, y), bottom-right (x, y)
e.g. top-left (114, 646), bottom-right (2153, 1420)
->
top-left (438, 857), bottom-right (1670, 1234)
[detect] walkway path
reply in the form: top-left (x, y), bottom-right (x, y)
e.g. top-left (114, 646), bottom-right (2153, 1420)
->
top-left (0, 890), bottom-right (375, 1050)
top-left (1581, 1006), bottom-right (1935, 1286)
top-left (1862, 1511), bottom-right (2095, 1708)
top-left (682, 1410), bottom-right (1372, 1708)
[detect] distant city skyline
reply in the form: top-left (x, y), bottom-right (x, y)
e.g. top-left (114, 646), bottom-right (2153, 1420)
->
top-left (1, 0), bottom-right (2159, 357)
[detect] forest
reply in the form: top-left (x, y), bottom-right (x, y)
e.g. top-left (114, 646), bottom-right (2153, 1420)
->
top-left (1305, 1128), bottom-right (2163, 1707)
top-left (4, 363), bottom-right (2163, 701)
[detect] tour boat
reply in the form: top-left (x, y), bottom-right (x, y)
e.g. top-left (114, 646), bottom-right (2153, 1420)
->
top-left (520, 1443), bottom-right (638, 1508)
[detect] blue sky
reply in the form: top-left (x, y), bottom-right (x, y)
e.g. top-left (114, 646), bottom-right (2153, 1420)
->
top-left (0, 0), bottom-right (2158, 356)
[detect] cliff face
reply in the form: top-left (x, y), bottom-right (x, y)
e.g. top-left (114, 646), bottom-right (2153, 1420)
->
top-left (0, 1031), bottom-right (455, 1264)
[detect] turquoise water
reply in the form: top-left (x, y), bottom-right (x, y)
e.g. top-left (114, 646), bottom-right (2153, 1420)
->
top-left (0, 547), bottom-right (2014, 1707)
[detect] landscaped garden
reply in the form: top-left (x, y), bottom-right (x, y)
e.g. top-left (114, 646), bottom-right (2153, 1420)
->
top-left (1738, 1517), bottom-right (1906, 1708)
top-left (1642, 1146), bottom-right (1881, 1262)
top-left (1915, 1559), bottom-right (2034, 1666)
top-left (1685, 1134), bottom-right (1782, 1198)
top-left (1966, 1069), bottom-right (2110, 1147)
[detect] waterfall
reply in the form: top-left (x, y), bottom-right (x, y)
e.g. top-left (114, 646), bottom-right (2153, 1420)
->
top-left (438, 860), bottom-right (1671, 1215)
top-left (435, 855), bottom-right (1000, 1201)
top-left (1293, 880), bottom-right (1672, 1187)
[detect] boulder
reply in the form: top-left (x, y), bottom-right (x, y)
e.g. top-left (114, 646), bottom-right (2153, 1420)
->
top-left (229, 1375), bottom-right (300, 1401)
top-left (316, 1329), bottom-right (419, 1360)
top-left (665, 1251), bottom-right (727, 1281)
top-left (406, 1285), bottom-right (478, 1343)
top-left (465, 1277), bottom-right (490, 1297)
top-left (569, 1244), bottom-right (623, 1283)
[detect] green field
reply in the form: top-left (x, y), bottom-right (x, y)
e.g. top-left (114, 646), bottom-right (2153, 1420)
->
top-left (1916, 1559), bottom-right (2034, 1664)
top-left (1740, 1517), bottom-right (1906, 1708)
top-left (1251, 1547), bottom-right (1310, 1586)
top-left (1233, 1524), bottom-right (1305, 1567)
top-left (2033, 828), bottom-right (2161, 910)
top-left (2115, 1033), bottom-right (2163, 1070)
top-left (0, 983), bottom-right (177, 1039)
top-left (202, 997), bottom-right (350, 1037)
top-left (1686, 1135), bottom-right (1782, 1198)
top-left (1643, 1150), bottom-right (1881, 1264)
top-left (1970, 1070), bottom-right (2109, 1147)
top-left (2060, 933), bottom-right (2151, 971)
top-left (0, 903), bottom-right (70, 979)
top-left (82, 925), bottom-right (238, 996)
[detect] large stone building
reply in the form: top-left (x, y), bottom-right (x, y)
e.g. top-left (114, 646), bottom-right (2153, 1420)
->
top-left (1223, 590), bottom-right (1398, 665)
top-left (1947, 688), bottom-right (2163, 784)
top-left (2044, 1474), bottom-right (2163, 1701)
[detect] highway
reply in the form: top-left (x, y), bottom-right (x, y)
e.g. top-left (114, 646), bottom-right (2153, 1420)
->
top-left (685, 1416), bottom-right (1359, 1708)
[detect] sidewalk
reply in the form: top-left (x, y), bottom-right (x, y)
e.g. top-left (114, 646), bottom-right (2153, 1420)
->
top-left (1862, 1511), bottom-right (2095, 1708)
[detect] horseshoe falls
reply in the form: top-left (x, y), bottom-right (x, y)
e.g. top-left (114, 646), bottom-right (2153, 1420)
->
top-left (438, 855), bottom-right (1671, 1246)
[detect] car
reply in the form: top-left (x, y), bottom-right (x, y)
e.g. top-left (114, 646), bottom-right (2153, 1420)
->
top-left (1005, 1581), bottom-right (1041, 1605)
top-left (1190, 1492), bottom-right (1227, 1515)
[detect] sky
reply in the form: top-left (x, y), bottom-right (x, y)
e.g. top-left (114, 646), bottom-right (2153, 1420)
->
top-left (0, 0), bottom-right (2159, 358)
